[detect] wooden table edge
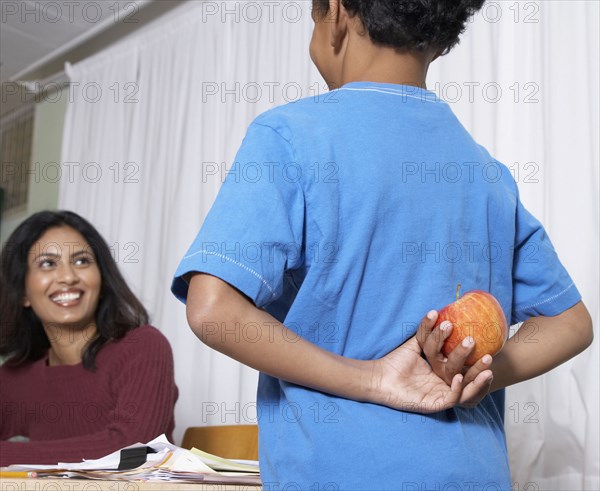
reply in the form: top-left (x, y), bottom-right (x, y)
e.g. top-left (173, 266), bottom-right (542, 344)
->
top-left (0, 477), bottom-right (262, 491)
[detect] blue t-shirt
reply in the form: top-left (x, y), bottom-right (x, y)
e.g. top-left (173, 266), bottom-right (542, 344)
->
top-left (172, 82), bottom-right (581, 491)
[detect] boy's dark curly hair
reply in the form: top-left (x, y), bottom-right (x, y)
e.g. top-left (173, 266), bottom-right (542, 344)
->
top-left (314, 0), bottom-right (485, 55)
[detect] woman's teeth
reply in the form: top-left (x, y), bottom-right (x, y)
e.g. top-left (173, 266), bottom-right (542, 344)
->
top-left (51, 292), bottom-right (81, 303)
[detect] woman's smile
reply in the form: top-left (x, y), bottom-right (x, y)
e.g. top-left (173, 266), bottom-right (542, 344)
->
top-left (49, 288), bottom-right (85, 306)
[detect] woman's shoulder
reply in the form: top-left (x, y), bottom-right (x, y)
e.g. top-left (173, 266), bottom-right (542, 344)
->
top-left (121, 324), bottom-right (170, 343)
top-left (99, 325), bottom-right (174, 363)
top-left (0, 356), bottom-right (47, 395)
top-left (0, 356), bottom-right (45, 376)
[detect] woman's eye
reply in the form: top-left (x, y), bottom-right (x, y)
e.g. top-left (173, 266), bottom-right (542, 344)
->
top-left (39, 259), bottom-right (55, 268)
top-left (74, 256), bottom-right (93, 266)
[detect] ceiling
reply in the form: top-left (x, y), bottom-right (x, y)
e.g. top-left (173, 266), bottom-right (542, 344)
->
top-left (0, 0), bottom-right (151, 83)
top-left (0, 0), bottom-right (188, 117)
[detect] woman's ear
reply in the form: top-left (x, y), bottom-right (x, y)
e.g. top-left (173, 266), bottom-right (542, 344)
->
top-left (23, 296), bottom-right (31, 307)
top-left (328, 0), bottom-right (349, 52)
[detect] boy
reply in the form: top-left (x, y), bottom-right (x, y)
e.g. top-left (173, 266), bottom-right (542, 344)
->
top-left (172, 1), bottom-right (593, 489)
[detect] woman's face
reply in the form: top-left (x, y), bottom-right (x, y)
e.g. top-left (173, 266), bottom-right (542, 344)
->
top-left (23, 226), bottom-right (101, 331)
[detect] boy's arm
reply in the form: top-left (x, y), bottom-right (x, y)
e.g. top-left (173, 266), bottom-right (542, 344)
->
top-left (186, 273), bottom-right (493, 413)
top-left (488, 301), bottom-right (593, 392)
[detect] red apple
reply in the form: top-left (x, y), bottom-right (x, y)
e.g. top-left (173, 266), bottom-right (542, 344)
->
top-left (434, 285), bottom-right (508, 366)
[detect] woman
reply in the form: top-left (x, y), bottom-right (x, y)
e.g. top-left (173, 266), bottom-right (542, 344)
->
top-left (0, 210), bottom-right (178, 466)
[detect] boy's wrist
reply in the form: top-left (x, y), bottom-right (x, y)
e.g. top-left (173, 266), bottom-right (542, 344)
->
top-left (357, 359), bottom-right (382, 405)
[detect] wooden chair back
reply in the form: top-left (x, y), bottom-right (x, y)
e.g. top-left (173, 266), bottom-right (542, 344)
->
top-left (181, 425), bottom-right (259, 461)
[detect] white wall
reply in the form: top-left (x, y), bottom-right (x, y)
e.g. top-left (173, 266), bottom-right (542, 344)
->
top-left (0, 92), bottom-right (67, 245)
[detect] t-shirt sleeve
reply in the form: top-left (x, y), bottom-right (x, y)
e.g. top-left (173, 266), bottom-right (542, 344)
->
top-left (171, 121), bottom-right (304, 308)
top-left (511, 195), bottom-right (581, 324)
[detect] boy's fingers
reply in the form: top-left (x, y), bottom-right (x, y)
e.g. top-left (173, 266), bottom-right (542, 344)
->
top-left (422, 322), bottom-right (453, 380)
top-left (435, 321), bottom-right (452, 352)
top-left (459, 370), bottom-right (493, 407)
top-left (462, 354), bottom-right (493, 387)
top-left (445, 373), bottom-right (464, 407)
top-left (444, 336), bottom-right (476, 379)
top-left (416, 310), bottom-right (438, 348)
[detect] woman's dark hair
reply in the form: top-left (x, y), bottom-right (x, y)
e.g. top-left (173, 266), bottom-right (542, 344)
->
top-left (0, 210), bottom-right (148, 370)
top-left (314, 0), bottom-right (485, 55)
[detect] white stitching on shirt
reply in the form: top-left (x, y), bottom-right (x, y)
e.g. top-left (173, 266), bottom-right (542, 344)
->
top-left (338, 87), bottom-right (443, 103)
top-left (183, 250), bottom-right (276, 298)
top-left (515, 282), bottom-right (575, 312)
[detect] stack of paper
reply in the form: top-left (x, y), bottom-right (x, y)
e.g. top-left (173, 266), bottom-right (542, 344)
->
top-left (7, 435), bottom-right (261, 485)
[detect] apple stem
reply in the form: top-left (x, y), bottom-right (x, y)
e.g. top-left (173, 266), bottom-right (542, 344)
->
top-left (456, 283), bottom-right (461, 301)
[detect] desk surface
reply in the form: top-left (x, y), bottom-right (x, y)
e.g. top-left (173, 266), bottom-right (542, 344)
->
top-left (0, 478), bottom-right (261, 491)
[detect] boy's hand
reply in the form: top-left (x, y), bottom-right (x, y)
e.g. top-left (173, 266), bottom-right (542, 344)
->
top-left (370, 336), bottom-right (464, 413)
top-left (370, 317), bottom-right (494, 413)
top-left (415, 310), bottom-right (494, 408)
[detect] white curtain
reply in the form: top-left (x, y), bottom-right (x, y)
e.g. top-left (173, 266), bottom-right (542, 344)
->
top-left (60, 1), bottom-right (599, 489)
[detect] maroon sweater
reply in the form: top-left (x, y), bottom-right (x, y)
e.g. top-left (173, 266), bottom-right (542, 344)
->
top-left (0, 325), bottom-right (178, 466)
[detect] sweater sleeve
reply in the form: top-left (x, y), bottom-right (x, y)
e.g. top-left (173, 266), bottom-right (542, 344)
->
top-left (0, 326), bottom-right (178, 467)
